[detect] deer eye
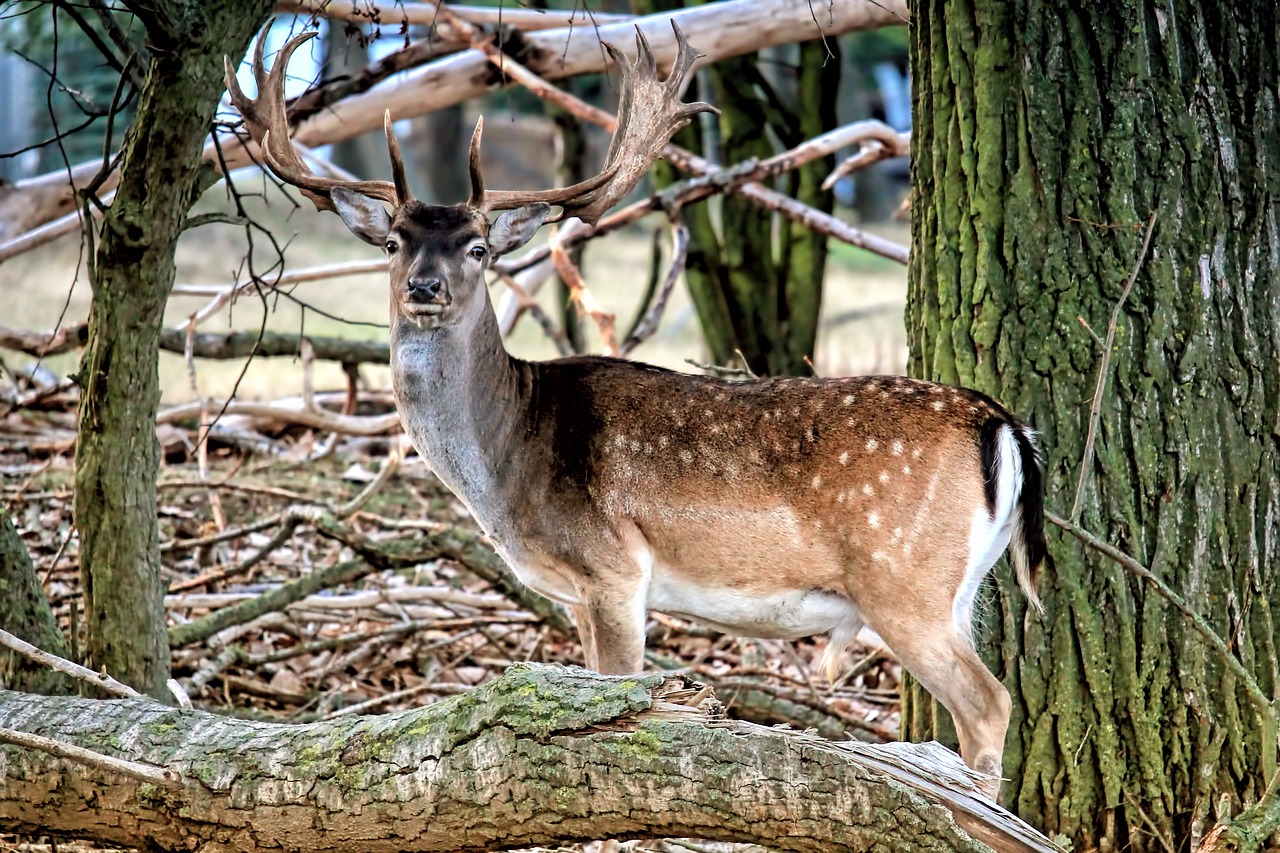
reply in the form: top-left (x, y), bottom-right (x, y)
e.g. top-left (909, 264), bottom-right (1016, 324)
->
top-left (469, 245), bottom-right (486, 260)
top-left (385, 240), bottom-right (399, 255)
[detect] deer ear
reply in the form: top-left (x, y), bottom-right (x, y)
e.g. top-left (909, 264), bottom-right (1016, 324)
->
top-left (332, 187), bottom-right (392, 247)
top-left (488, 203), bottom-right (551, 257)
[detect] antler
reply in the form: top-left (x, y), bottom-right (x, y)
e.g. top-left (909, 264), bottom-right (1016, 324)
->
top-left (469, 21), bottom-right (717, 224)
top-left (225, 31), bottom-right (410, 212)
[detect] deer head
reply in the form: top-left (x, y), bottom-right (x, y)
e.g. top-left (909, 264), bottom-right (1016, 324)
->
top-left (226, 26), bottom-right (714, 332)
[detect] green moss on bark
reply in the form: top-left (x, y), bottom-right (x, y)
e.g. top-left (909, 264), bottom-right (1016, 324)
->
top-left (906, 0), bottom-right (1280, 850)
top-left (74, 0), bottom-right (275, 699)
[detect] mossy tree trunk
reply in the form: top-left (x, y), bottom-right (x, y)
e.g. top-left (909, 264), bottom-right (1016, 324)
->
top-left (904, 0), bottom-right (1280, 850)
top-left (0, 508), bottom-right (73, 696)
top-left (632, 0), bottom-right (839, 377)
top-left (75, 0), bottom-right (274, 698)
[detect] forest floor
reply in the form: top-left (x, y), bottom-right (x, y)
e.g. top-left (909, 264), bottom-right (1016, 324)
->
top-left (1, 185), bottom-right (912, 853)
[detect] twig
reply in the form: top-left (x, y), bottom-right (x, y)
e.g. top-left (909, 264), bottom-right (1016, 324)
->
top-left (184, 322), bottom-right (224, 530)
top-left (621, 211), bottom-right (688, 356)
top-left (167, 515), bottom-right (303, 594)
top-left (478, 44), bottom-right (909, 268)
top-left (493, 272), bottom-right (574, 356)
top-left (0, 627), bottom-right (142, 700)
top-left (548, 228), bottom-right (619, 356)
top-left (167, 557), bottom-right (380, 649)
top-left (337, 451), bottom-right (402, 517)
top-left (166, 678), bottom-right (193, 710)
top-left (1123, 790), bottom-right (1176, 853)
top-left (1070, 211), bottom-right (1158, 520)
top-left (161, 513), bottom-right (282, 553)
top-left (685, 358), bottom-right (755, 378)
top-left (0, 727), bottom-right (181, 788)
top-left (1046, 511), bottom-right (1274, 721)
top-left (186, 645), bottom-right (243, 695)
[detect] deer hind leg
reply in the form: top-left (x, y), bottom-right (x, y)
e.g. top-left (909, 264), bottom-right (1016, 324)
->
top-left (858, 600), bottom-right (1012, 801)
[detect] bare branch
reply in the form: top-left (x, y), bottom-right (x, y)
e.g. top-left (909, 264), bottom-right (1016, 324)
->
top-left (0, 726), bottom-right (181, 789)
top-left (2, 0), bottom-right (908, 244)
top-left (621, 211), bottom-right (688, 356)
top-left (549, 229), bottom-right (619, 356)
top-left (0, 627), bottom-right (142, 700)
top-left (156, 400), bottom-right (400, 436)
top-left (1070, 212), bottom-right (1158, 521)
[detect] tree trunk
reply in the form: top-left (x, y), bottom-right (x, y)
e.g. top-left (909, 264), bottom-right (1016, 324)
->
top-left (74, 0), bottom-right (274, 698)
top-left (904, 1), bottom-right (1280, 850)
top-left (0, 665), bottom-right (1060, 853)
top-left (0, 509), bottom-right (73, 696)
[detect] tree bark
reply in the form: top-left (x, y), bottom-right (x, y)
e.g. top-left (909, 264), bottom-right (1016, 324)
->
top-left (0, 665), bottom-right (1060, 853)
top-left (904, 1), bottom-right (1280, 850)
top-left (0, 509), bottom-right (74, 696)
top-left (74, 0), bottom-right (275, 698)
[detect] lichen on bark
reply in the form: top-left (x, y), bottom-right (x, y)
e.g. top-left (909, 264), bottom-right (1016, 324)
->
top-left (905, 1), bottom-right (1280, 850)
top-left (0, 665), bottom-right (1058, 852)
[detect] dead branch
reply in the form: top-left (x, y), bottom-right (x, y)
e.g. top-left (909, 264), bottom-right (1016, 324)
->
top-left (0, 627), bottom-right (140, 700)
top-left (0, 726), bottom-right (181, 789)
top-left (1045, 511), bottom-right (1273, 719)
top-left (821, 123), bottom-right (912, 190)
top-left (1070, 212), bottom-right (1158, 520)
top-left (549, 229), bottom-right (619, 356)
top-left (277, 0), bottom-right (631, 31)
top-left (167, 557), bottom-right (377, 649)
top-left (174, 258), bottom-right (388, 331)
top-left (480, 49), bottom-right (909, 268)
top-left (621, 212), bottom-right (688, 356)
top-left (156, 400), bottom-right (400, 436)
top-left (0, 323), bottom-right (392, 365)
top-left (1, 0), bottom-right (907, 248)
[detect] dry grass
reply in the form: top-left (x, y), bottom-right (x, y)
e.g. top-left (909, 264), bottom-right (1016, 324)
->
top-left (2, 180), bottom-right (907, 404)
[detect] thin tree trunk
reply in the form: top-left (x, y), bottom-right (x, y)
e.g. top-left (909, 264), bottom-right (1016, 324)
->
top-left (74, 1), bottom-right (275, 698)
top-left (904, 1), bottom-right (1280, 850)
top-left (0, 666), bottom-right (1059, 853)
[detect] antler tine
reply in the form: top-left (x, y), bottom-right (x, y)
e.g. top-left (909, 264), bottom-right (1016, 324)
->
top-left (468, 116), bottom-right (486, 209)
top-left (385, 110), bottom-right (413, 204)
top-left (470, 21), bottom-right (715, 224)
top-left (226, 30), bottom-right (400, 213)
top-left (468, 114), bottom-right (619, 216)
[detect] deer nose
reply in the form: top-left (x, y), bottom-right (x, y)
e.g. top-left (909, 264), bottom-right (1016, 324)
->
top-left (407, 278), bottom-right (443, 303)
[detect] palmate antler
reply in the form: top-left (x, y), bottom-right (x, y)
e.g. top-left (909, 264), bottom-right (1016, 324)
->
top-left (468, 22), bottom-right (717, 224)
top-left (226, 22), bottom-right (715, 225)
top-left (224, 31), bottom-right (409, 213)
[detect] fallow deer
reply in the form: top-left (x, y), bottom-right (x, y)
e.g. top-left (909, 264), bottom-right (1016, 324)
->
top-left (227, 25), bottom-right (1046, 800)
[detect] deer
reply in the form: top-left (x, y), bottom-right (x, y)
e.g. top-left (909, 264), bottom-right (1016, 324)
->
top-left (226, 25), bottom-right (1047, 801)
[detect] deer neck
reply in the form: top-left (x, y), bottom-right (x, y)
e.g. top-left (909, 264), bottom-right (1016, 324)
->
top-left (389, 293), bottom-right (524, 507)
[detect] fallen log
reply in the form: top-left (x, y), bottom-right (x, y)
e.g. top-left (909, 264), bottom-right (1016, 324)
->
top-left (0, 665), bottom-right (1060, 853)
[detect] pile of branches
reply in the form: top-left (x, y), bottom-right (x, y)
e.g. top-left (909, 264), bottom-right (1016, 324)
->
top-left (2, 420), bottom-right (901, 743)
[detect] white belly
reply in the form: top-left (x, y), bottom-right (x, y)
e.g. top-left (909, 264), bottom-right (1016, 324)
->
top-left (646, 570), bottom-right (860, 640)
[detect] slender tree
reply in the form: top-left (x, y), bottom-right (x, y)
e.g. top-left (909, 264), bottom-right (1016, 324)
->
top-left (74, 0), bottom-right (274, 697)
top-left (904, 1), bottom-right (1280, 849)
top-left (633, 0), bottom-right (840, 376)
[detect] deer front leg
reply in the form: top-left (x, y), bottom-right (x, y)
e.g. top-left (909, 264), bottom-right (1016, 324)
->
top-left (574, 576), bottom-right (649, 676)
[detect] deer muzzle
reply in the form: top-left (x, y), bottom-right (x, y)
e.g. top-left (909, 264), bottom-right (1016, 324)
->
top-left (404, 278), bottom-right (451, 317)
